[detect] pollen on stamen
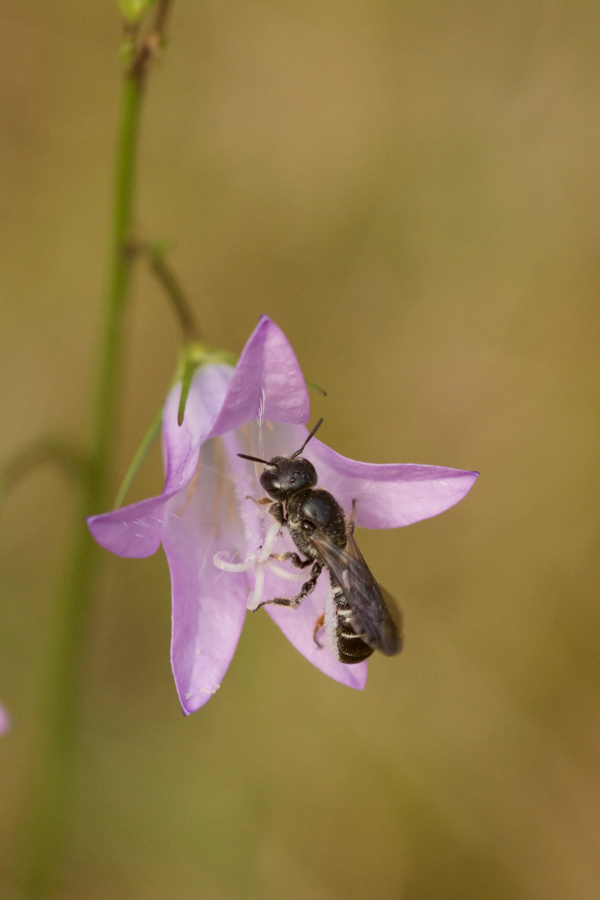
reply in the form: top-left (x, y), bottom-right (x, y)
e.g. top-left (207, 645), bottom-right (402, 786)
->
top-left (264, 560), bottom-right (306, 583)
top-left (247, 560), bottom-right (265, 610)
top-left (245, 521), bottom-right (282, 609)
top-left (213, 551), bottom-right (256, 573)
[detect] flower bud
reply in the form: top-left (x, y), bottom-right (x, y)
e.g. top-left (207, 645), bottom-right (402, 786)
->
top-left (118, 0), bottom-right (156, 25)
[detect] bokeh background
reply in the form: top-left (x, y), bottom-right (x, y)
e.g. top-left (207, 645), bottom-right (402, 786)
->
top-left (2, 1), bottom-right (600, 897)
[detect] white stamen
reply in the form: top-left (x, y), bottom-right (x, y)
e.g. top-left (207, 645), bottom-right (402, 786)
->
top-left (213, 551), bottom-right (256, 572)
top-left (214, 520), bottom-right (310, 612)
top-left (256, 521), bottom-right (281, 562)
top-left (247, 560), bottom-right (265, 611)
top-left (265, 560), bottom-right (306, 582)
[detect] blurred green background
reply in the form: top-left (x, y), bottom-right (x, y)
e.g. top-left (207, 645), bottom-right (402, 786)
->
top-left (2, 1), bottom-right (600, 897)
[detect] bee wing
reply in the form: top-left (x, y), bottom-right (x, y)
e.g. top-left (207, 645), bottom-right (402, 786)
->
top-left (311, 530), bottom-right (403, 656)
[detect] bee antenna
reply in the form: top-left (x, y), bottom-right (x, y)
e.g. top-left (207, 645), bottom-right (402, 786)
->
top-left (290, 418), bottom-right (324, 459)
top-left (238, 453), bottom-right (269, 464)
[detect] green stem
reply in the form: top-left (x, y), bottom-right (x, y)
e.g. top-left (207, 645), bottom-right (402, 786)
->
top-left (91, 71), bottom-right (143, 509)
top-left (12, 16), bottom-right (166, 895)
top-left (146, 247), bottom-right (202, 342)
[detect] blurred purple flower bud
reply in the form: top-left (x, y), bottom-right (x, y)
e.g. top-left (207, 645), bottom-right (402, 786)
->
top-left (88, 316), bottom-right (478, 714)
top-left (0, 703), bottom-right (10, 735)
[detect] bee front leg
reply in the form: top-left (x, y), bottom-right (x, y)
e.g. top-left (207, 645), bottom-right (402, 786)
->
top-left (246, 495), bottom-right (272, 506)
top-left (268, 501), bottom-right (286, 525)
top-left (255, 561), bottom-right (323, 610)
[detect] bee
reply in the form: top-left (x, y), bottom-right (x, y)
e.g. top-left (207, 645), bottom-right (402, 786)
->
top-left (239, 420), bottom-right (402, 664)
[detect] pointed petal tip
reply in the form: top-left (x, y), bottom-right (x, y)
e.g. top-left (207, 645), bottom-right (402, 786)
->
top-left (462, 468), bottom-right (480, 488)
top-left (208, 316), bottom-right (310, 436)
top-left (179, 685), bottom-right (220, 716)
top-left (305, 438), bottom-right (480, 529)
top-left (344, 667), bottom-right (368, 691)
top-left (86, 501), bottom-right (165, 558)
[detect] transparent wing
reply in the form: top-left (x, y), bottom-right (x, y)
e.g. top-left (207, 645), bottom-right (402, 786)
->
top-left (310, 530), bottom-right (403, 656)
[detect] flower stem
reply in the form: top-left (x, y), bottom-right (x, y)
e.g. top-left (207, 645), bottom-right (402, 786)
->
top-left (13, 6), bottom-right (172, 895)
top-left (144, 244), bottom-right (203, 341)
top-left (91, 71), bottom-right (144, 504)
top-left (0, 437), bottom-right (89, 501)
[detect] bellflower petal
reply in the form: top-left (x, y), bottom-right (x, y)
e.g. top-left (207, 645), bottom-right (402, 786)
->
top-left (207, 314), bottom-right (310, 436)
top-left (163, 435), bottom-right (250, 714)
top-left (88, 316), bottom-right (478, 714)
top-left (310, 441), bottom-right (478, 529)
top-left (87, 315), bottom-right (309, 559)
top-left (88, 364), bottom-right (233, 558)
top-left (253, 423), bottom-right (479, 528)
top-left (265, 587), bottom-right (368, 690)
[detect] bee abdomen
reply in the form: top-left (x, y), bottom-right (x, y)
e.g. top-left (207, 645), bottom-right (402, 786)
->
top-left (326, 579), bottom-right (373, 665)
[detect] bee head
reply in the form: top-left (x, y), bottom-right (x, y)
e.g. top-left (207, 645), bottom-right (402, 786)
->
top-left (237, 418), bottom-right (324, 501)
top-left (259, 456), bottom-right (317, 501)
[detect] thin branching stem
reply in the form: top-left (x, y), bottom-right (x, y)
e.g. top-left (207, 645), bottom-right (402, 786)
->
top-left (130, 241), bottom-right (203, 341)
top-left (0, 438), bottom-right (88, 500)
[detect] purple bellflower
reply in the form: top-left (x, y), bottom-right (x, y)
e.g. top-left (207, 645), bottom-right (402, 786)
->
top-left (0, 703), bottom-right (9, 735)
top-left (88, 316), bottom-right (478, 714)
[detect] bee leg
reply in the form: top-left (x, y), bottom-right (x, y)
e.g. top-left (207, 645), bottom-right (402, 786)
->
top-left (267, 501), bottom-right (286, 525)
top-left (246, 495), bottom-right (272, 506)
top-left (256, 561), bottom-right (323, 609)
top-left (269, 551), bottom-right (312, 569)
top-left (288, 560), bottom-right (323, 606)
top-left (313, 613), bottom-right (325, 648)
top-left (347, 499), bottom-right (357, 537)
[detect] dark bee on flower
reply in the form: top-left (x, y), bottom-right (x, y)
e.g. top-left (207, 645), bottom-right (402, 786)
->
top-left (239, 420), bottom-right (403, 663)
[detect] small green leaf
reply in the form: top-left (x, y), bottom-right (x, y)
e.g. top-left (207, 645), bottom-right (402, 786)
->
top-left (306, 379), bottom-right (328, 397)
top-left (176, 342), bottom-right (237, 427)
top-left (113, 406), bottom-right (163, 509)
top-left (177, 356), bottom-right (198, 427)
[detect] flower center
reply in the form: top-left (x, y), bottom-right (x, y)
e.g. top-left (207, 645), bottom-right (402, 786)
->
top-left (213, 521), bottom-right (304, 610)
